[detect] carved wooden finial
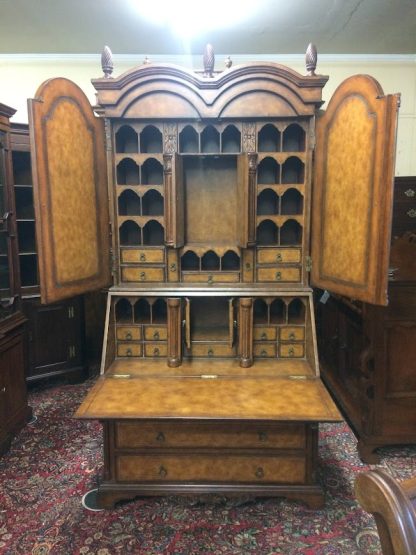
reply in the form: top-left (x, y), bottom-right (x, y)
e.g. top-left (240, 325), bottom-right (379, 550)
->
top-left (203, 44), bottom-right (215, 77)
top-left (225, 56), bottom-right (233, 69)
top-left (305, 43), bottom-right (317, 76)
top-left (101, 45), bottom-right (114, 78)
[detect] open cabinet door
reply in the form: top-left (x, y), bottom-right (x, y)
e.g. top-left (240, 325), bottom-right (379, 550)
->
top-left (311, 75), bottom-right (399, 305)
top-left (28, 78), bottom-right (111, 304)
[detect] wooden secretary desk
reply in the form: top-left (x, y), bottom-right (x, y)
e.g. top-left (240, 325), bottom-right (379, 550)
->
top-left (26, 46), bottom-right (399, 508)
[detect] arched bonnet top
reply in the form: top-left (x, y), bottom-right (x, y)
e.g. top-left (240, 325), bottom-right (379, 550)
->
top-left (92, 62), bottom-right (328, 119)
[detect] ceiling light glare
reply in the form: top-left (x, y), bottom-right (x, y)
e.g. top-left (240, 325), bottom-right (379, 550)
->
top-left (131, 0), bottom-right (259, 38)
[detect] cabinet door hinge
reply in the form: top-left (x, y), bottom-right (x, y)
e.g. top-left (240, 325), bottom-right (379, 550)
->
top-left (69, 345), bottom-right (76, 359)
top-left (305, 256), bottom-right (312, 272)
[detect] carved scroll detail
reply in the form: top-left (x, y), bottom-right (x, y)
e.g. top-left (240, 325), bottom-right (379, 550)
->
top-left (242, 122), bottom-right (256, 153)
top-left (163, 123), bottom-right (178, 153)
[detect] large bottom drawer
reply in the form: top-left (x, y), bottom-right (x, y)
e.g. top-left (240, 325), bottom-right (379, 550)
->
top-left (116, 454), bottom-right (306, 483)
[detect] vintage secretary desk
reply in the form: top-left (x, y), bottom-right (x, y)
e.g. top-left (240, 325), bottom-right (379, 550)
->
top-left (27, 45), bottom-right (399, 508)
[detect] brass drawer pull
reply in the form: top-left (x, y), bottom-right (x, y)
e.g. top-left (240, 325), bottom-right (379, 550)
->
top-left (159, 466), bottom-right (167, 478)
top-left (156, 432), bottom-right (165, 443)
top-left (289, 332), bottom-right (296, 340)
top-left (275, 271), bottom-right (281, 281)
top-left (207, 348), bottom-right (214, 357)
top-left (407, 208), bottom-right (416, 218)
top-left (404, 188), bottom-right (415, 198)
top-left (288, 347), bottom-right (295, 357)
top-left (260, 349), bottom-right (268, 357)
top-left (258, 431), bottom-right (268, 442)
top-left (140, 253), bottom-right (146, 261)
top-left (207, 274), bottom-right (214, 285)
top-left (153, 348), bottom-right (160, 356)
top-left (169, 263), bottom-right (176, 272)
top-left (126, 348), bottom-right (132, 357)
top-left (245, 262), bottom-right (251, 270)
top-left (140, 271), bottom-right (146, 280)
top-left (276, 253), bottom-right (282, 262)
top-left (255, 467), bottom-right (264, 479)
top-left (153, 331), bottom-right (160, 340)
top-left (1, 386), bottom-right (6, 393)
top-left (261, 332), bottom-right (267, 340)
top-left (125, 332), bottom-right (132, 340)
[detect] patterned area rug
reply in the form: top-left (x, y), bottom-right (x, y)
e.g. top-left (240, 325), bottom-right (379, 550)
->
top-left (1, 378), bottom-right (415, 555)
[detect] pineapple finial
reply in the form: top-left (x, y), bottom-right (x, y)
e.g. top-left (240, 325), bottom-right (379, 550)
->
top-left (101, 45), bottom-right (113, 79)
top-left (305, 43), bottom-right (317, 76)
top-left (203, 44), bottom-right (215, 77)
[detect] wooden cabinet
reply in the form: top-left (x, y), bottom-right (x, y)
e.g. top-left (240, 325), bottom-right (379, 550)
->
top-left (317, 177), bottom-right (416, 463)
top-left (0, 104), bottom-right (31, 455)
top-left (10, 124), bottom-right (87, 383)
top-left (26, 47), bottom-right (399, 507)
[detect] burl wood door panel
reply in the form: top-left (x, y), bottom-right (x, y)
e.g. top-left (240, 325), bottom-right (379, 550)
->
top-left (312, 75), bottom-right (399, 305)
top-left (28, 78), bottom-right (111, 304)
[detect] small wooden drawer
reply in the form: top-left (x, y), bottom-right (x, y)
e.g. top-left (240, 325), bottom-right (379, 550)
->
top-left (254, 326), bottom-right (277, 341)
top-left (121, 267), bottom-right (165, 282)
top-left (144, 343), bottom-right (168, 358)
top-left (279, 327), bottom-right (305, 341)
top-left (182, 272), bottom-right (240, 284)
top-left (191, 343), bottom-right (235, 357)
top-left (115, 421), bottom-right (306, 449)
top-left (144, 326), bottom-right (167, 341)
top-left (116, 454), bottom-right (306, 484)
top-left (116, 327), bottom-right (142, 341)
top-left (120, 248), bottom-right (165, 264)
top-left (117, 343), bottom-right (143, 357)
top-left (257, 248), bottom-right (301, 264)
top-left (279, 343), bottom-right (305, 358)
top-left (257, 267), bottom-right (301, 283)
top-left (254, 343), bottom-right (277, 358)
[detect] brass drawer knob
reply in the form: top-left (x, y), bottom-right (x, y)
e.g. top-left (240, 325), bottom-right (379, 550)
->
top-left (207, 348), bottom-right (214, 357)
top-left (288, 332), bottom-right (296, 340)
top-left (126, 348), bottom-right (132, 357)
top-left (261, 332), bottom-right (267, 340)
top-left (125, 332), bottom-right (132, 340)
top-left (260, 349), bottom-right (268, 357)
top-left (158, 466), bottom-right (167, 478)
top-left (207, 274), bottom-right (214, 285)
top-left (1, 386), bottom-right (6, 393)
top-left (140, 271), bottom-right (146, 280)
top-left (288, 347), bottom-right (295, 357)
top-left (276, 253), bottom-right (282, 262)
top-left (140, 253), bottom-right (146, 261)
top-left (255, 467), bottom-right (264, 479)
top-left (275, 271), bottom-right (281, 281)
top-left (153, 348), bottom-right (160, 356)
top-left (245, 262), bottom-right (251, 270)
top-left (156, 432), bottom-right (165, 443)
top-left (258, 431), bottom-right (268, 442)
top-left (153, 331), bottom-right (160, 340)
top-left (170, 263), bottom-right (176, 272)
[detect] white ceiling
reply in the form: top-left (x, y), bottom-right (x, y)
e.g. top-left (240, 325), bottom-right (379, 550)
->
top-left (0, 0), bottom-right (415, 56)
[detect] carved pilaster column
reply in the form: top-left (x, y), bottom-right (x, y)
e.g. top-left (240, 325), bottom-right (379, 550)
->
top-left (164, 153), bottom-right (184, 248)
top-left (167, 298), bottom-right (182, 367)
top-left (247, 152), bottom-right (258, 247)
top-left (239, 298), bottom-right (253, 368)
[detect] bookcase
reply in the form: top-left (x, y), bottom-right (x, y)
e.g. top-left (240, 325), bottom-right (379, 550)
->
top-left (10, 124), bottom-right (86, 383)
top-left (0, 104), bottom-right (31, 455)
top-left (26, 47), bottom-right (399, 508)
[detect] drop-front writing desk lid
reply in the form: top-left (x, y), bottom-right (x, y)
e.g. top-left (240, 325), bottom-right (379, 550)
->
top-left (75, 359), bottom-right (341, 422)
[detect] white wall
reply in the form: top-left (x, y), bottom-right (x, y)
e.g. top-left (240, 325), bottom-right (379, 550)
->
top-left (1, 53), bottom-right (415, 175)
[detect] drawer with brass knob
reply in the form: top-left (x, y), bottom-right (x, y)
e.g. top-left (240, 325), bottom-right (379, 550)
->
top-left (279, 327), bottom-right (305, 341)
top-left (116, 327), bottom-right (142, 341)
top-left (120, 248), bottom-right (165, 264)
top-left (256, 266), bottom-right (301, 283)
top-left (181, 272), bottom-right (240, 284)
top-left (144, 343), bottom-right (168, 358)
top-left (121, 267), bottom-right (165, 282)
top-left (117, 343), bottom-right (143, 357)
top-left (143, 326), bottom-right (167, 341)
top-left (253, 343), bottom-right (277, 358)
top-left (257, 247), bottom-right (301, 264)
top-left (253, 326), bottom-right (277, 341)
top-left (279, 343), bottom-right (305, 358)
top-left (190, 343), bottom-right (235, 357)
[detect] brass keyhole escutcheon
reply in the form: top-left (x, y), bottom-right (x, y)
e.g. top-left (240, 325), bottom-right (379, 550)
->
top-left (153, 331), bottom-right (160, 340)
top-left (255, 467), bottom-right (264, 479)
top-left (170, 263), bottom-right (176, 272)
top-left (153, 348), bottom-right (160, 356)
top-left (276, 253), bottom-right (282, 262)
top-left (207, 275), bottom-right (213, 285)
top-left (275, 271), bottom-right (281, 281)
top-left (207, 349), bottom-right (214, 357)
top-left (288, 347), bottom-right (295, 357)
top-left (126, 349), bottom-right (132, 357)
top-left (159, 466), bottom-right (167, 478)
top-left (258, 431), bottom-right (268, 442)
top-left (125, 332), bottom-right (132, 340)
top-left (156, 432), bottom-right (165, 443)
top-left (140, 271), bottom-right (146, 280)
top-left (140, 253), bottom-right (146, 262)
top-left (261, 332), bottom-right (267, 340)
